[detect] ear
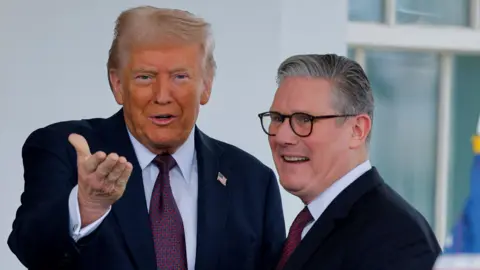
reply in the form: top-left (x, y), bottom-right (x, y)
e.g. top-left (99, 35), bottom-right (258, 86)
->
top-left (200, 76), bottom-right (213, 105)
top-left (109, 69), bottom-right (124, 105)
top-left (349, 114), bottom-right (372, 149)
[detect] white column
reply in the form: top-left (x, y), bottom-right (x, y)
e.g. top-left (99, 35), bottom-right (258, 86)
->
top-left (470, 0), bottom-right (480, 29)
top-left (385, 0), bottom-right (397, 25)
top-left (434, 53), bottom-right (453, 247)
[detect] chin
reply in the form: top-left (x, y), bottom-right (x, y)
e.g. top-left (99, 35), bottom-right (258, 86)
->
top-left (151, 131), bottom-right (188, 148)
top-left (148, 134), bottom-right (178, 145)
top-left (279, 175), bottom-right (302, 192)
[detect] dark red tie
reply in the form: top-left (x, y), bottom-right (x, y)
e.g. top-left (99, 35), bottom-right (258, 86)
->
top-left (149, 154), bottom-right (187, 269)
top-left (276, 206), bottom-right (313, 270)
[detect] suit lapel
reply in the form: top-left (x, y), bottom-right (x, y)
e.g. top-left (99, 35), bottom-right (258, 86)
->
top-left (283, 168), bottom-right (383, 270)
top-left (99, 109), bottom-right (156, 270)
top-left (193, 128), bottom-right (229, 270)
top-left (282, 212), bottom-right (337, 270)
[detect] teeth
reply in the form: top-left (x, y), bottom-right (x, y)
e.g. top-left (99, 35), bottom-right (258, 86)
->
top-left (283, 156), bottom-right (309, 162)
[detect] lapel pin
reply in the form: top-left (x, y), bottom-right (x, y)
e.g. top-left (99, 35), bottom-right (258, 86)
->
top-left (217, 172), bottom-right (227, 186)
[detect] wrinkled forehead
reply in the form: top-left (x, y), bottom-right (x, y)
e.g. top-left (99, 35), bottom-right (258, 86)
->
top-left (124, 40), bottom-right (204, 65)
top-left (271, 76), bottom-right (336, 114)
top-left (128, 43), bottom-right (203, 64)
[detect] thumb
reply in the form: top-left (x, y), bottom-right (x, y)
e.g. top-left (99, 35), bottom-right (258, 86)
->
top-left (68, 133), bottom-right (91, 158)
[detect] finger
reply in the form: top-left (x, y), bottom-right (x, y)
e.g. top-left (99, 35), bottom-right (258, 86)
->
top-left (68, 134), bottom-right (91, 159)
top-left (116, 162), bottom-right (133, 187)
top-left (106, 156), bottom-right (127, 182)
top-left (95, 153), bottom-right (119, 180)
top-left (83, 151), bottom-right (107, 173)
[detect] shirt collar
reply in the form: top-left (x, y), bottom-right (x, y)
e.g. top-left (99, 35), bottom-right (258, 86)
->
top-left (127, 126), bottom-right (196, 182)
top-left (307, 160), bottom-right (372, 221)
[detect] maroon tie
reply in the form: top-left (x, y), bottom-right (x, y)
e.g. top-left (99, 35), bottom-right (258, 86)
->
top-left (276, 206), bottom-right (313, 270)
top-left (149, 154), bottom-right (187, 269)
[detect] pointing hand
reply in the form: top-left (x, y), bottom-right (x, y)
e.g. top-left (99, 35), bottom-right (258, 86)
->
top-left (68, 133), bottom-right (133, 226)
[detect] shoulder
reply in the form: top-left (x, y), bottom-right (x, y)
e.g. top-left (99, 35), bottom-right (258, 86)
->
top-left (360, 181), bottom-right (430, 227)
top-left (222, 141), bottom-right (270, 170)
top-left (342, 177), bottom-right (441, 268)
top-left (199, 131), bottom-right (275, 179)
top-left (23, 115), bottom-right (108, 151)
top-left (217, 138), bottom-right (272, 173)
top-left (347, 176), bottom-right (439, 249)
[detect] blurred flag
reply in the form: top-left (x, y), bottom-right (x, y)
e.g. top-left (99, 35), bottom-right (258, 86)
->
top-left (444, 115), bottom-right (480, 253)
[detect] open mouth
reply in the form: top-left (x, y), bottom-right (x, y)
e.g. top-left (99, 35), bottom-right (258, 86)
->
top-left (281, 155), bottom-right (310, 163)
top-left (149, 114), bottom-right (176, 125)
top-left (153, 114), bottom-right (174, 119)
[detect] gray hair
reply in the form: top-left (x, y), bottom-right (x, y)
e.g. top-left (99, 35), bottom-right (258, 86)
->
top-left (276, 54), bottom-right (374, 142)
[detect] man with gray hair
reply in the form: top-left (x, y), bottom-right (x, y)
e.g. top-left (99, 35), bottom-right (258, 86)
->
top-left (8, 6), bottom-right (286, 270)
top-left (258, 53), bottom-right (441, 270)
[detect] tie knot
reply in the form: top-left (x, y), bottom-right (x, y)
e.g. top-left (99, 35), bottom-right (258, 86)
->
top-left (153, 154), bottom-right (177, 172)
top-left (291, 206), bottom-right (313, 230)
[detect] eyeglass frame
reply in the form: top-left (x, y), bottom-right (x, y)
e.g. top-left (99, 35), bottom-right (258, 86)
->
top-left (257, 111), bottom-right (357, 137)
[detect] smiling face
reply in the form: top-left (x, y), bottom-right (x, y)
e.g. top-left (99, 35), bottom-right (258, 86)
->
top-left (268, 76), bottom-right (369, 203)
top-left (109, 43), bottom-right (212, 154)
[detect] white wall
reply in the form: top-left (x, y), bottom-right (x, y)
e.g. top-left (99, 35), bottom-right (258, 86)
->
top-left (0, 0), bottom-right (347, 268)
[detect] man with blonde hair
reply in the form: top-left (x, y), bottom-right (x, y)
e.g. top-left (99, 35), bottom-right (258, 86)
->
top-left (8, 6), bottom-right (285, 270)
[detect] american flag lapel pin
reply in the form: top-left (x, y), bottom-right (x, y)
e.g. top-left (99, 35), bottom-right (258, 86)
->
top-left (217, 172), bottom-right (227, 186)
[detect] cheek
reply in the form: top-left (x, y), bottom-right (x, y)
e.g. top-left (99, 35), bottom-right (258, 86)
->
top-left (329, 127), bottom-right (352, 150)
top-left (125, 85), bottom-right (153, 108)
top-left (267, 141), bottom-right (282, 167)
top-left (307, 132), bottom-right (346, 168)
top-left (173, 86), bottom-right (202, 111)
top-left (304, 137), bottom-right (331, 164)
top-left (268, 140), bottom-right (285, 164)
top-left (268, 138), bottom-right (275, 150)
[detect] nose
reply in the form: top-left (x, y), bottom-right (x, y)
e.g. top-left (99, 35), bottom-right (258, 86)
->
top-left (152, 78), bottom-right (173, 105)
top-left (273, 118), bottom-right (298, 145)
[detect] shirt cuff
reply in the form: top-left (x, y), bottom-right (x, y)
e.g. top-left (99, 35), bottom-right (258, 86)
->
top-left (68, 185), bottom-right (111, 242)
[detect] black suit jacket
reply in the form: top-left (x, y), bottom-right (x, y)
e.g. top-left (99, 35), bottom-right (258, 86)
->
top-left (280, 167), bottom-right (441, 270)
top-left (8, 109), bottom-right (286, 270)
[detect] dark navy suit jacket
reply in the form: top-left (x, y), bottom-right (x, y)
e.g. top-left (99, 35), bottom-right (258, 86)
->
top-left (8, 109), bottom-right (286, 270)
top-left (277, 168), bottom-right (441, 270)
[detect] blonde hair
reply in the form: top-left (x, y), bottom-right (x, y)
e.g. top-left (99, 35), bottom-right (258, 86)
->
top-left (107, 6), bottom-right (216, 89)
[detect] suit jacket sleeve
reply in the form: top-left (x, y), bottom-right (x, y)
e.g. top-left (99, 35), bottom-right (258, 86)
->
top-left (8, 127), bottom-right (93, 269)
top-left (259, 169), bottom-right (286, 269)
top-left (353, 221), bottom-right (441, 270)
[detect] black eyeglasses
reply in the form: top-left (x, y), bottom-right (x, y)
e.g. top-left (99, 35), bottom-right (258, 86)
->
top-left (257, 111), bottom-right (356, 137)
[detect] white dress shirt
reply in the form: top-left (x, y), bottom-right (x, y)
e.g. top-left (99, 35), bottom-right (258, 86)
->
top-left (301, 160), bottom-right (372, 238)
top-left (68, 127), bottom-right (199, 270)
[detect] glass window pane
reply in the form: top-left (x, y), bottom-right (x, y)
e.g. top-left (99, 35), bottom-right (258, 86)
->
top-left (349, 0), bottom-right (384, 22)
top-left (364, 50), bottom-right (439, 226)
top-left (448, 55), bottom-right (480, 230)
top-left (396, 0), bottom-right (470, 26)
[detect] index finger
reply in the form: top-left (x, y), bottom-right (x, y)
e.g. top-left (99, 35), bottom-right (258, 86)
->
top-left (95, 153), bottom-right (119, 180)
top-left (83, 151), bottom-right (107, 173)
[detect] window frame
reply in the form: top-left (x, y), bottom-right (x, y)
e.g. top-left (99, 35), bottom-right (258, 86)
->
top-left (347, 0), bottom-right (480, 247)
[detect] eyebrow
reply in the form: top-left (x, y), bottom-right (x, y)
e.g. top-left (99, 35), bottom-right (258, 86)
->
top-left (168, 67), bottom-right (190, 73)
top-left (268, 109), bottom-right (312, 114)
top-left (131, 68), bottom-right (191, 74)
top-left (131, 68), bottom-right (158, 74)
